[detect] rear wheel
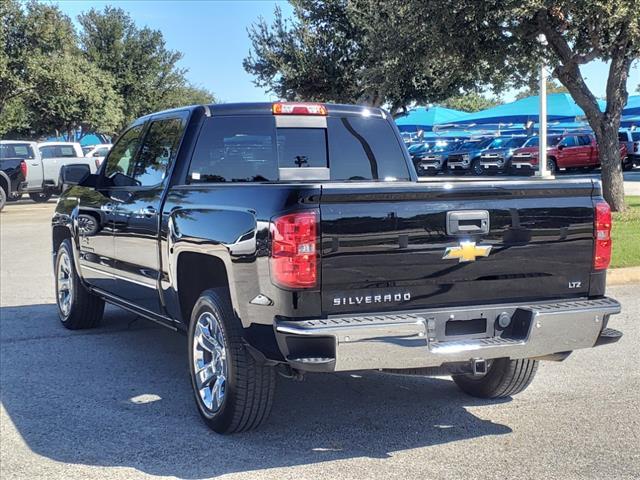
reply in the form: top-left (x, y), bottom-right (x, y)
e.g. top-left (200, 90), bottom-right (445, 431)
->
top-left (29, 191), bottom-right (52, 203)
top-left (0, 188), bottom-right (6, 211)
top-left (622, 157), bottom-right (633, 171)
top-left (188, 289), bottom-right (275, 434)
top-left (452, 358), bottom-right (539, 398)
top-left (55, 239), bottom-right (104, 329)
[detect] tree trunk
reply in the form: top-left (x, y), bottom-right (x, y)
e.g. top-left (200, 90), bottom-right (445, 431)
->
top-left (593, 122), bottom-right (625, 211)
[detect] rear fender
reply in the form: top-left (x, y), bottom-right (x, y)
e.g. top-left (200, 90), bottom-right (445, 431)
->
top-left (166, 207), bottom-right (262, 327)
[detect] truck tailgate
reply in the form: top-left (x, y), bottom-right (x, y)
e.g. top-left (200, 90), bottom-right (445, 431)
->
top-left (320, 180), bottom-right (596, 315)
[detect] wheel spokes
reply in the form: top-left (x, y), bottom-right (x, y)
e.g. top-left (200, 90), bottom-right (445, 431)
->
top-left (192, 311), bottom-right (228, 414)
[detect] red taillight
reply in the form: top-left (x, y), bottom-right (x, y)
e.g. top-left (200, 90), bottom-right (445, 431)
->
top-left (20, 160), bottom-right (27, 179)
top-left (95, 158), bottom-right (101, 169)
top-left (272, 102), bottom-right (327, 116)
top-left (594, 201), bottom-right (612, 270)
top-left (270, 211), bottom-right (318, 288)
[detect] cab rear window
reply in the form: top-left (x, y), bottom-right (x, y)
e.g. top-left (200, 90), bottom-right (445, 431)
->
top-left (188, 115), bottom-right (410, 183)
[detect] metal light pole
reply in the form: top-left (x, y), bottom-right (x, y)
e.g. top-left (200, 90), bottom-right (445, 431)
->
top-left (535, 34), bottom-right (552, 178)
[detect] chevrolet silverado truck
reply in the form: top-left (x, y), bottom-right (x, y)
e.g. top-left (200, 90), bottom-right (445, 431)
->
top-left (412, 139), bottom-right (463, 176)
top-left (479, 136), bottom-right (528, 174)
top-left (511, 133), bottom-right (627, 175)
top-left (446, 137), bottom-right (495, 175)
top-left (52, 102), bottom-right (622, 434)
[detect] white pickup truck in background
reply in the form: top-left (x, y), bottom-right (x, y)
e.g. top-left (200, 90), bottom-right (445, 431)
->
top-left (19, 142), bottom-right (98, 202)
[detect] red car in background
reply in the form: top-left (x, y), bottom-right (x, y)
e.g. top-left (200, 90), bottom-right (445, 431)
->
top-left (510, 133), bottom-right (627, 174)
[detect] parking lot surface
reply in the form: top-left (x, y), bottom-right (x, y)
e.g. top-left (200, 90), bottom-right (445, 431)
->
top-left (1, 201), bottom-right (638, 480)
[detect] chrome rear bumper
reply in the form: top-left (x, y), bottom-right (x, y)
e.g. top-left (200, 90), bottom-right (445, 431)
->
top-left (275, 297), bottom-right (621, 372)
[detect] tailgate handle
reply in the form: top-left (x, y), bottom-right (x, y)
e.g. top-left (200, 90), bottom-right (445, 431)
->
top-left (447, 210), bottom-right (489, 235)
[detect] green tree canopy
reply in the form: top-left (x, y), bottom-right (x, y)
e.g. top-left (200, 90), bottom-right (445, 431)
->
top-left (440, 93), bottom-right (503, 113)
top-left (78, 6), bottom-right (215, 128)
top-left (1, 1), bottom-right (214, 138)
top-left (243, 0), bottom-right (516, 113)
top-left (515, 80), bottom-right (569, 100)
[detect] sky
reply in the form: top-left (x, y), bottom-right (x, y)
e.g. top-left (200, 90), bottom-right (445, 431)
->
top-left (52, 0), bottom-right (639, 105)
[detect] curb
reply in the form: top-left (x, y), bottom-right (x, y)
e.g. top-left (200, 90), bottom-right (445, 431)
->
top-left (607, 266), bottom-right (640, 285)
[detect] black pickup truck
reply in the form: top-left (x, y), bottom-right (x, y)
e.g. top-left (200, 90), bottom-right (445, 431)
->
top-left (52, 102), bottom-right (622, 434)
top-left (0, 141), bottom-right (29, 210)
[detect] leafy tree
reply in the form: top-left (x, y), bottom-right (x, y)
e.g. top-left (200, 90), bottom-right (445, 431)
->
top-left (244, 0), bottom-right (517, 114)
top-left (0, 0), bottom-right (77, 116)
top-left (382, 0), bottom-right (639, 211)
top-left (515, 80), bottom-right (569, 100)
top-left (0, 97), bottom-right (30, 137)
top-left (27, 54), bottom-right (123, 139)
top-left (78, 6), bottom-right (214, 128)
top-left (441, 92), bottom-right (503, 112)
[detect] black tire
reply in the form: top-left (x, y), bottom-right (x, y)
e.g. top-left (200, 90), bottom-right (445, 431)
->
top-left (622, 158), bottom-right (633, 171)
top-left (30, 191), bottom-right (52, 203)
top-left (547, 158), bottom-right (557, 175)
top-left (471, 159), bottom-right (484, 176)
top-left (452, 358), bottom-right (539, 399)
top-left (0, 187), bottom-right (6, 211)
top-left (55, 239), bottom-right (105, 329)
top-left (188, 289), bottom-right (275, 434)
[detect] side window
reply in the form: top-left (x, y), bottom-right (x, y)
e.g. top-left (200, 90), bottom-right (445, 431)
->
top-left (104, 125), bottom-right (145, 184)
top-left (59, 146), bottom-right (76, 157)
top-left (189, 116), bottom-right (277, 183)
top-left (131, 118), bottom-right (185, 186)
top-left (327, 117), bottom-right (410, 181)
top-left (618, 132), bottom-right (627, 142)
top-left (579, 135), bottom-right (592, 146)
top-left (39, 146), bottom-right (56, 159)
top-left (560, 136), bottom-right (577, 147)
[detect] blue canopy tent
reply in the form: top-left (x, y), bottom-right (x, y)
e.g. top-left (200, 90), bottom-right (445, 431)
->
top-left (621, 115), bottom-right (640, 129)
top-left (454, 93), bottom-right (605, 126)
top-left (395, 106), bottom-right (469, 132)
top-left (622, 96), bottom-right (640, 116)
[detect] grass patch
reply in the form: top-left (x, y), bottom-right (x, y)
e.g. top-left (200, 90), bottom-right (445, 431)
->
top-left (611, 196), bottom-right (640, 268)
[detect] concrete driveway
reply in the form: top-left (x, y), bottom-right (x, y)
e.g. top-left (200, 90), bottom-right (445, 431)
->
top-left (1, 202), bottom-right (638, 480)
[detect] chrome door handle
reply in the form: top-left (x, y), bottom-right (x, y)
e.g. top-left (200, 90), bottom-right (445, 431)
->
top-left (101, 203), bottom-right (115, 214)
top-left (139, 206), bottom-right (157, 217)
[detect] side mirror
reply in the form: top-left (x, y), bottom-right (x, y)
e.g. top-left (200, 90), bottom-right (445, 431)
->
top-left (557, 144), bottom-right (565, 150)
top-left (60, 163), bottom-right (91, 186)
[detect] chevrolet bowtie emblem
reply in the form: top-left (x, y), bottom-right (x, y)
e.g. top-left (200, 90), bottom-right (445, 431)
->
top-left (443, 241), bottom-right (492, 263)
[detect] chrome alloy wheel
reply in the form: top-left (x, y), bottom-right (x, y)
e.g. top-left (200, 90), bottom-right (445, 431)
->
top-left (56, 251), bottom-right (74, 318)
top-left (192, 312), bottom-right (228, 414)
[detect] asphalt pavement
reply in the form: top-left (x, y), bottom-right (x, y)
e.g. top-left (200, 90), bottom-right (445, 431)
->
top-left (0, 201), bottom-right (639, 480)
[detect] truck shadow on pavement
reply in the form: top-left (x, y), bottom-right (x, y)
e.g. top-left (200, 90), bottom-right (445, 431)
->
top-left (1, 303), bottom-right (512, 478)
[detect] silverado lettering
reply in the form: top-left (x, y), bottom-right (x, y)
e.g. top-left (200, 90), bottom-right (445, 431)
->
top-left (333, 293), bottom-right (412, 306)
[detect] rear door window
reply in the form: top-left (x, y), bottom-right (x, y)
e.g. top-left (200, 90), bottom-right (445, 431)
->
top-left (560, 136), bottom-right (578, 147)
